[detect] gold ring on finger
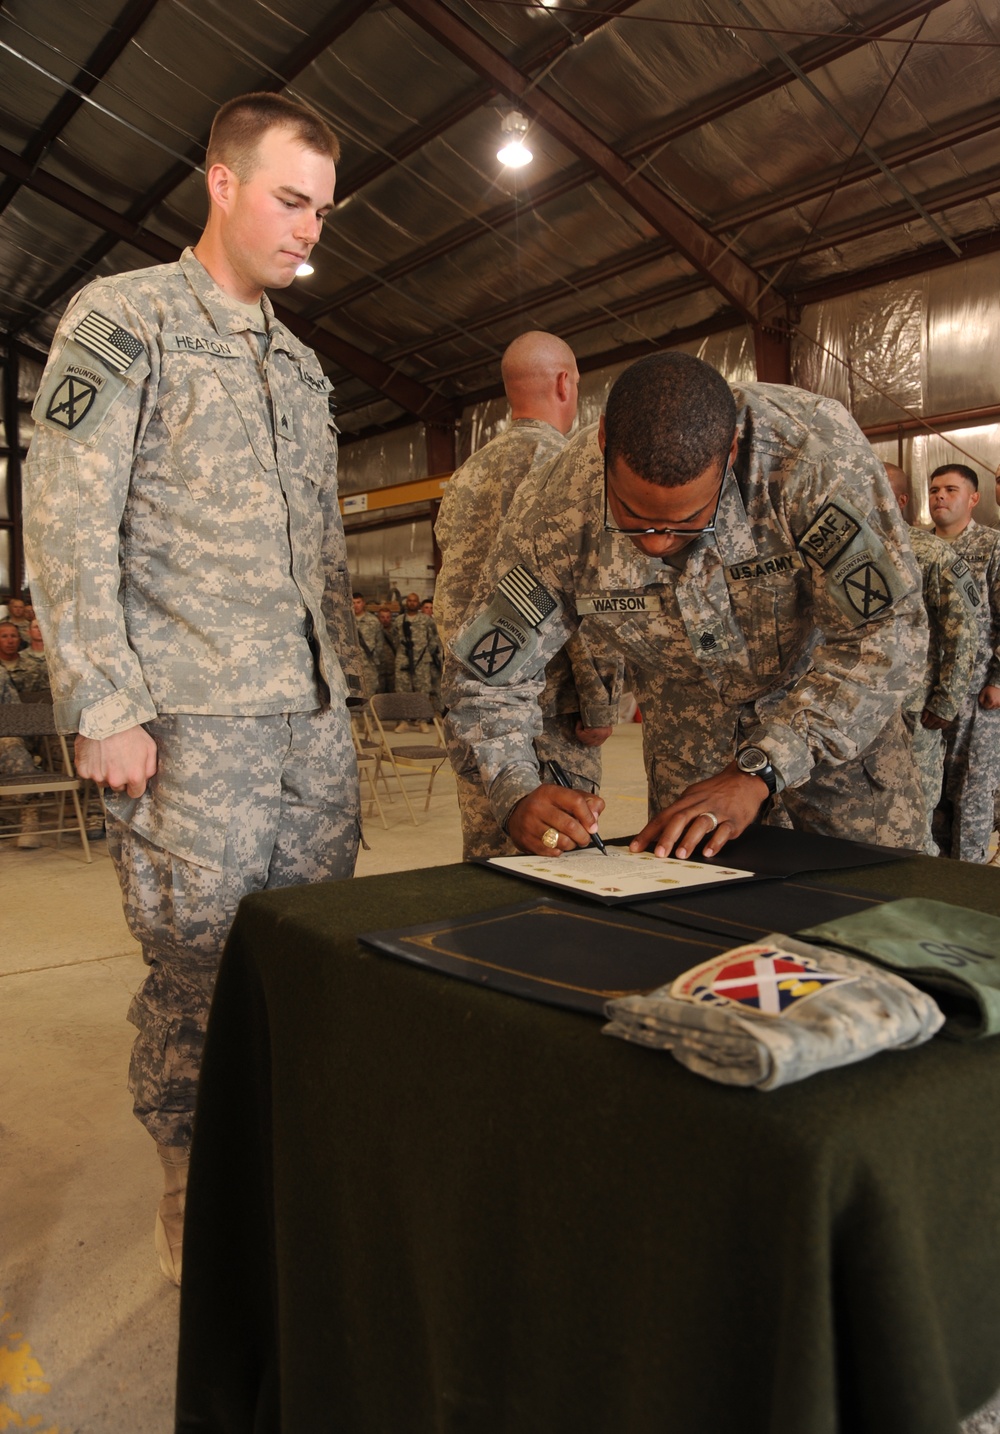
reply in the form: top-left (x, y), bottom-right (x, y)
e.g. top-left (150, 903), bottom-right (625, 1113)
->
top-left (541, 826), bottom-right (560, 849)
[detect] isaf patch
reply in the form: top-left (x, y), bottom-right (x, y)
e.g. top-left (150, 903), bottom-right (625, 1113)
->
top-left (798, 503), bottom-right (861, 568)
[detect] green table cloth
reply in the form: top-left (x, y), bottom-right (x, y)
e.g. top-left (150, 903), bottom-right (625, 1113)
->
top-left (175, 855), bottom-right (1000, 1434)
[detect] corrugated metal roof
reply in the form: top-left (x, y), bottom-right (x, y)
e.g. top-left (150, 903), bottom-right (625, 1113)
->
top-left (1, 0), bottom-right (998, 438)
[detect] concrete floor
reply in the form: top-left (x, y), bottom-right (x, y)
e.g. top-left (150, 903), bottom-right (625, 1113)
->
top-left (2, 721), bottom-right (998, 1434)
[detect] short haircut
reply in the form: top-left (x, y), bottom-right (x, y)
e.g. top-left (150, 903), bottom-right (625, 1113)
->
top-left (206, 92), bottom-right (340, 183)
top-left (604, 353), bottom-right (736, 486)
top-left (930, 463), bottom-right (978, 491)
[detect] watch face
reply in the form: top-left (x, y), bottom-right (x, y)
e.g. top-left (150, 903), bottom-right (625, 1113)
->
top-left (738, 747), bottom-right (767, 773)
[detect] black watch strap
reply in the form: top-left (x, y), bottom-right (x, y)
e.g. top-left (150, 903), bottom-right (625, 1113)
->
top-left (736, 745), bottom-right (779, 795)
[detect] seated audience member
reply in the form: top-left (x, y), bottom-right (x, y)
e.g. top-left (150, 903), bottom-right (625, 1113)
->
top-left (0, 667), bottom-right (42, 848)
top-left (1, 619), bottom-right (51, 696)
top-left (6, 597), bottom-right (31, 643)
top-left (927, 463), bottom-right (1000, 862)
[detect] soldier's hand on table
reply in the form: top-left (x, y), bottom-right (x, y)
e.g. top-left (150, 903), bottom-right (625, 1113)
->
top-left (574, 722), bottom-right (614, 747)
top-left (507, 784), bottom-right (605, 856)
top-left (978, 685), bottom-right (1000, 710)
top-left (629, 761), bottom-right (768, 860)
top-left (74, 725), bottom-right (158, 798)
top-left (920, 707), bottom-right (951, 730)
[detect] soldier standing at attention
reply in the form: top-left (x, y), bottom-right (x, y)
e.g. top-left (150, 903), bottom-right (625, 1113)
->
top-left (883, 463), bottom-right (978, 850)
top-left (446, 353), bottom-right (929, 858)
top-left (23, 93), bottom-right (362, 1284)
top-left (435, 331), bottom-right (622, 859)
top-left (927, 463), bottom-right (1000, 862)
top-left (394, 590), bottom-right (442, 728)
top-left (352, 592), bottom-right (389, 698)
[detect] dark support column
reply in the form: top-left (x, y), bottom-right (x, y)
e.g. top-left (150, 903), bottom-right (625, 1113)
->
top-left (425, 418), bottom-right (456, 476)
top-left (752, 322), bottom-right (792, 384)
top-left (2, 346), bottom-right (23, 597)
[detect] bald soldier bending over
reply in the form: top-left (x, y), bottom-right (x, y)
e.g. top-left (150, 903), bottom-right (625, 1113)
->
top-left (436, 332), bottom-right (622, 858)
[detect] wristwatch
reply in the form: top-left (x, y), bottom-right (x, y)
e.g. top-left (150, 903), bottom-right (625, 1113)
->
top-left (735, 745), bottom-right (780, 794)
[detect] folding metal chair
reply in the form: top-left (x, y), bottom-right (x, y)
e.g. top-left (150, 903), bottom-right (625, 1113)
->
top-left (0, 701), bottom-right (91, 861)
top-left (367, 693), bottom-right (450, 824)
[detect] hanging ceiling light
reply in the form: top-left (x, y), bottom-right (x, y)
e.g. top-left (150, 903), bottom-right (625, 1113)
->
top-left (296, 261), bottom-right (315, 277)
top-left (497, 111), bottom-right (532, 168)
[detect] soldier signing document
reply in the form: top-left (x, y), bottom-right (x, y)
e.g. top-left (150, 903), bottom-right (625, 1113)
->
top-left (446, 352), bottom-right (930, 862)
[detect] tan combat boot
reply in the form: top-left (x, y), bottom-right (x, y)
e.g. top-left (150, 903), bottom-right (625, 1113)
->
top-left (16, 805), bottom-right (41, 849)
top-left (154, 1143), bottom-right (189, 1286)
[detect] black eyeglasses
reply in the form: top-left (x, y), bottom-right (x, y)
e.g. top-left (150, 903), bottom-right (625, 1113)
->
top-left (603, 455), bottom-right (730, 537)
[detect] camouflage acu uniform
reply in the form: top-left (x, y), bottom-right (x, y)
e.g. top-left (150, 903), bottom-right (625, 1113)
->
top-left (22, 248), bottom-right (361, 1146)
top-left (900, 526), bottom-right (978, 845)
top-left (447, 384), bottom-right (929, 851)
top-left (3, 649), bottom-right (51, 698)
top-left (394, 611), bottom-right (443, 708)
top-left (0, 666), bottom-right (37, 784)
top-left (436, 418), bottom-right (622, 858)
top-left (933, 518), bottom-right (1000, 863)
top-left (355, 609), bottom-right (388, 699)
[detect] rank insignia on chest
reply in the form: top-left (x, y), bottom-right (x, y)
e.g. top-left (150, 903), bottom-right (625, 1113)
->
top-left (671, 946), bottom-right (857, 1017)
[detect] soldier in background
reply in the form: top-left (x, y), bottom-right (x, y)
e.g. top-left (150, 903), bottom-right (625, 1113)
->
top-left (928, 463), bottom-right (1000, 862)
top-left (883, 463), bottom-right (978, 849)
top-left (446, 353), bottom-right (928, 859)
top-left (394, 591), bottom-right (442, 730)
top-left (436, 330), bottom-right (622, 859)
top-left (376, 602), bottom-right (397, 692)
top-left (352, 592), bottom-right (389, 698)
top-left (22, 93), bottom-right (362, 1283)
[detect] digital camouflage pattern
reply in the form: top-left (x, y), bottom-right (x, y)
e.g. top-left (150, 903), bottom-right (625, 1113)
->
top-left (109, 709), bottom-right (358, 1146)
top-left (0, 666), bottom-right (37, 783)
top-left (23, 247), bottom-right (363, 738)
top-left (21, 249), bottom-right (362, 1144)
top-left (394, 611), bottom-right (443, 706)
top-left (355, 609), bottom-right (389, 698)
top-left (900, 525), bottom-right (979, 840)
top-left (436, 418), bottom-right (622, 858)
top-left (603, 934), bottom-right (943, 1090)
top-left (934, 518), bottom-right (1000, 862)
top-left (447, 383), bottom-right (929, 849)
top-left (5, 649), bottom-right (51, 698)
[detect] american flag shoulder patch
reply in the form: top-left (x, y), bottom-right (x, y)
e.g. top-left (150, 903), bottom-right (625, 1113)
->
top-left (497, 564), bottom-right (557, 628)
top-left (72, 310), bottom-right (145, 374)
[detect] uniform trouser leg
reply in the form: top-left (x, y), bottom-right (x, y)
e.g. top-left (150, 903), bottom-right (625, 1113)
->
top-left (104, 708), bottom-right (359, 1147)
top-left (450, 712), bottom-right (602, 860)
top-left (936, 698), bottom-right (1000, 863)
top-left (901, 709), bottom-right (943, 856)
top-left (778, 711), bottom-right (929, 851)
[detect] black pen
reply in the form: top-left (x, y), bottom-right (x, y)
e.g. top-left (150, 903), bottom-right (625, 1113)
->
top-left (546, 759), bottom-right (609, 856)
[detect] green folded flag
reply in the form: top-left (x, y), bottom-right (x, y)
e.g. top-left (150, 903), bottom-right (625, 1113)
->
top-left (799, 898), bottom-right (1000, 1040)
